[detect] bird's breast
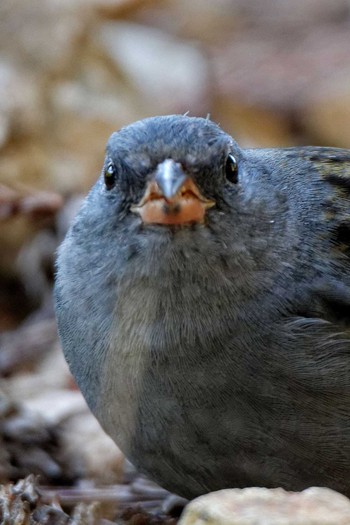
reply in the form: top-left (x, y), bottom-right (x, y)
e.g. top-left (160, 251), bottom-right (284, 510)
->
top-left (93, 271), bottom-right (240, 447)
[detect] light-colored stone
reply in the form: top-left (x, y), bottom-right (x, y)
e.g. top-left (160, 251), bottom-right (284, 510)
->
top-left (3, 345), bottom-right (124, 483)
top-left (61, 409), bottom-right (124, 483)
top-left (97, 21), bottom-right (209, 115)
top-left (49, 78), bottom-right (138, 191)
top-left (0, 61), bottom-right (44, 148)
top-left (179, 487), bottom-right (350, 525)
top-left (0, 0), bottom-right (90, 74)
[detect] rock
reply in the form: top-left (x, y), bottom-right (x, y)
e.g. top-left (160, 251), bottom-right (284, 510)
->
top-left (0, 0), bottom-right (90, 75)
top-left (4, 346), bottom-right (125, 484)
top-left (0, 388), bottom-right (80, 484)
top-left (49, 78), bottom-right (138, 192)
top-left (0, 61), bottom-right (44, 149)
top-left (214, 22), bottom-right (350, 115)
top-left (61, 410), bottom-right (124, 484)
top-left (96, 0), bottom-right (157, 18)
top-left (97, 21), bottom-right (209, 115)
top-left (179, 487), bottom-right (350, 525)
top-left (213, 98), bottom-right (294, 147)
top-left (301, 74), bottom-right (350, 148)
top-left (226, 0), bottom-right (350, 30)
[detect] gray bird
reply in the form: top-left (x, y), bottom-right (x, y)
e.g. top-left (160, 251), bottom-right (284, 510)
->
top-left (55, 115), bottom-right (350, 498)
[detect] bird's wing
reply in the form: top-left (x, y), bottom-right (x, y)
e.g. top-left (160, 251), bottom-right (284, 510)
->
top-left (286, 147), bottom-right (350, 328)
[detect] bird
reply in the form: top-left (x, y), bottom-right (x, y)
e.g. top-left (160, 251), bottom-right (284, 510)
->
top-left (54, 114), bottom-right (350, 499)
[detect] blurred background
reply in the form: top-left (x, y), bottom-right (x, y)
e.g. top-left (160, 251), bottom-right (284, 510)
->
top-left (1, 0), bottom-right (350, 521)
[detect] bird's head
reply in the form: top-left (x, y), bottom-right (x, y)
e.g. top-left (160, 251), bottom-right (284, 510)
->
top-left (99, 115), bottom-right (242, 228)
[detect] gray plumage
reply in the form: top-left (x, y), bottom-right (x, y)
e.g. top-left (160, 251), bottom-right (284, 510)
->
top-left (55, 115), bottom-right (350, 498)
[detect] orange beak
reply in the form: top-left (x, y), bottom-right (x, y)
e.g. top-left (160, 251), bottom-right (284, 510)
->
top-left (131, 159), bottom-right (215, 225)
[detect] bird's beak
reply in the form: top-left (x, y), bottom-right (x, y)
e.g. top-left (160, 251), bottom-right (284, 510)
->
top-left (131, 159), bottom-right (215, 225)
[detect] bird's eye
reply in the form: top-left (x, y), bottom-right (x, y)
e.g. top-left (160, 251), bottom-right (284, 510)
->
top-left (225, 154), bottom-right (238, 184)
top-left (104, 162), bottom-right (117, 190)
